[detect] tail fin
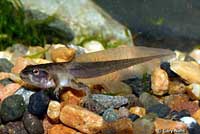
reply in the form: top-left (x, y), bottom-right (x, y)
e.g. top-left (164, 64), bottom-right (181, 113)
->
top-left (69, 54), bottom-right (171, 78)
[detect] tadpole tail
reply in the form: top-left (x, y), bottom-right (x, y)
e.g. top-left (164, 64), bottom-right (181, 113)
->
top-left (69, 53), bottom-right (173, 78)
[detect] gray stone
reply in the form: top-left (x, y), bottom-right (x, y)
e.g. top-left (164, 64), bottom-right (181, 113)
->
top-left (0, 58), bottom-right (13, 72)
top-left (20, 0), bottom-right (133, 47)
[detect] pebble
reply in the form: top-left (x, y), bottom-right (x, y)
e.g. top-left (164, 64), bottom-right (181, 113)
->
top-left (2, 121), bottom-right (28, 134)
top-left (103, 108), bottom-right (119, 122)
top-left (118, 107), bottom-right (129, 118)
top-left (83, 40), bottom-right (105, 53)
top-left (164, 94), bottom-right (199, 115)
top-left (0, 95), bottom-right (25, 122)
top-left (189, 48), bottom-right (200, 64)
top-left (60, 104), bottom-right (103, 134)
top-left (147, 103), bottom-right (171, 118)
top-left (9, 44), bottom-right (28, 58)
top-left (23, 112), bottom-right (44, 134)
top-left (60, 89), bottom-right (83, 105)
top-left (170, 61), bottom-right (200, 84)
top-left (0, 78), bottom-right (13, 86)
top-left (167, 110), bottom-right (190, 121)
top-left (28, 91), bottom-right (50, 117)
top-left (168, 80), bottom-right (186, 94)
top-left (43, 117), bottom-right (54, 134)
top-left (129, 106), bottom-right (146, 117)
top-left (50, 47), bottom-right (75, 62)
top-left (133, 113), bottom-right (157, 134)
top-left (151, 67), bottom-right (169, 95)
top-left (47, 100), bottom-right (61, 122)
top-left (180, 117), bottom-right (200, 134)
top-left (123, 75), bottom-right (151, 97)
top-left (48, 124), bottom-right (82, 134)
top-left (101, 118), bottom-right (134, 134)
top-left (0, 83), bottom-right (21, 101)
top-left (192, 109), bottom-right (200, 125)
top-left (15, 87), bottom-right (35, 105)
top-left (0, 58), bottom-right (13, 72)
top-left (154, 118), bottom-right (188, 134)
top-left (128, 114), bottom-right (140, 122)
top-left (139, 92), bottom-right (160, 110)
top-left (160, 62), bottom-right (178, 77)
top-left (186, 83), bottom-right (200, 100)
top-left (83, 94), bottom-right (129, 114)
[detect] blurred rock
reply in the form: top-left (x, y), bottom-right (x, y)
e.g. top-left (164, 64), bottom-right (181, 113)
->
top-left (170, 61), bottom-right (200, 84)
top-left (60, 89), bottom-right (83, 105)
top-left (164, 94), bottom-right (199, 115)
top-left (190, 49), bottom-right (200, 64)
top-left (139, 92), bottom-right (160, 110)
top-left (154, 118), bottom-right (188, 134)
top-left (47, 100), bottom-right (61, 122)
top-left (102, 108), bottom-right (119, 122)
top-left (23, 112), bottom-right (44, 134)
top-left (0, 83), bottom-right (21, 101)
top-left (128, 114), bottom-right (140, 122)
top-left (133, 113), bottom-right (157, 134)
top-left (8, 44), bottom-right (28, 59)
top-left (20, 0), bottom-right (133, 47)
top-left (123, 75), bottom-right (151, 97)
top-left (129, 106), bottom-right (146, 117)
top-left (15, 87), bottom-right (35, 105)
top-left (167, 110), bottom-right (190, 121)
top-left (192, 109), bottom-right (200, 125)
top-left (168, 80), bottom-right (186, 94)
top-left (0, 95), bottom-right (25, 122)
top-left (28, 91), bottom-right (50, 117)
top-left (118, 107), bottom-right (129, 118)
top-left (160, 62), bottom-right (178, 77)
top-left (27, 46), bottom-right (45, 58)
top-left (101, 118), bottom-right (134, 134)
top-left (50, 47), bottom-right (75, 62)
top-left (186, 83), bottom-right (200, 100)
top-left (43, 117), bottom-right (54, 134)
top-left (0, 52), bottom-right (13, 61)
top-left (60, 104), bottom-right (103, 134)
top-left (0, 78), bottom-right (13, 86)
top-left (100, 81), bottom-right (132, 96)
top-left (4, 121), bottom-right (28, 134)
top-left (151, 67), bottom-right (169, 96)
top-left (147, 103), bottom-right (171, 118)
top-left (180, 117), bottom-right (200, 134)
top-left (0, 58), bottom-right (13, 72)
top-left (83, 40), bottom-right (105, 53)
top-left (48, 124), bottom-right (82, 134)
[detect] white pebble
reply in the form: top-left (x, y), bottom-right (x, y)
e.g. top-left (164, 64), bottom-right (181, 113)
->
top-left (180, 117), bottom-right (197, 128)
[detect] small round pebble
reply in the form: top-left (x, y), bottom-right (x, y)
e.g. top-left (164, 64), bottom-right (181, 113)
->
top-left (23, 112), bottom-right (44, 134)
top-left (2, 121), bottom-right (28, 134)
top-left (160, 62), bottom-right (178, 77)
top-left (147, 103), bottom-right (171, 118)
top-left (28, 91), bottom-right (50, 117)
top-left (0, 95), bottom-right (25, 122)
top-left (128, 114), bottom-right (140, 122)
top-left (103, 108), bottom-right (119, 122)
top-left (0, 58), bottom-right (14, 72)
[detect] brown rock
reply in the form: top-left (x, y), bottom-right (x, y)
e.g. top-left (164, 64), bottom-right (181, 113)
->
top-left (151, 67), bottom-right (169, 96)
top-left (154, 118), bottom-right (188, 134)
top-left (48, 124), bottom-right (81, 134)
top-left (51, 47), bottom-right (75, 62)
top-left (60, 89), bottom-right (84, 105)
top-left (168, 80), bottom-right (186, 94)
top-left (186, 83), bottom-right (200, 100)
top-left (60, 104), bottom-right (103, 134)
top-left (164, 94), bottom-right (199, 114)
top-left (47, 100), bottom-right (61, 122)
top-left (0, 83), bottom-right (21, 101)
top-left (43, 117), bottom-right (53, 134)
top-left (170, 61), bottom-right (200, 84)
top-left (129, 106), bottom-right (146, 117)
top-left (192, 109), bottom-right (200, 125)
top-left (101, 118), bottom-right (134, 134)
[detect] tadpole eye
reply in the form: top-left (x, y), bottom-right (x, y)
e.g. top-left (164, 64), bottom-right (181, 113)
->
top-left (32, 69), bottom-right (39, 76)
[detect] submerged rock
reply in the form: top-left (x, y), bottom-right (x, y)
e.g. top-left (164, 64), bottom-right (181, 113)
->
top-left (47, 100), bottom-right (61, 122)
top-left (23, 112), bottom-right (44, 134)
top-left (0, 95), bottom-right (25, 122)
top-left (4, 121), bottom-right (28, 134)
top-left (147, 103), bottom-right (171, 118)
top-left (0, 58), bottom-right (13, 72)
top-left (28, 91), bottom-right (50, 117)
top-left (102, 108), bottom-right (119, 122)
